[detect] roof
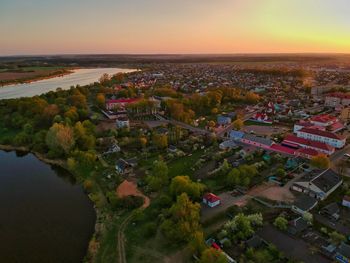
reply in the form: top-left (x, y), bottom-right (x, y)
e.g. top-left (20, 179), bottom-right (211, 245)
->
top-left (106, 98), bottom-right (140, 104)
top-left (283, 134), bottom-right (334, 152)
top-left (203, 193), bottom-right (220, 203)
top-left (230, 130), bottom-right (245, 139)
top-left (326, 92), bottom-right (350, 100)
top-left (288, 217), bottom-right (309, 235)
top-left (321, 202), bottom-right (339, 215)
top-left (296, 148), bottom-right (319, 157)
top-left (298, 128), bottom-right (345, 141)
top-left (246, 235), bottom-right (263, 248)
top-left (343, 195), bottom-right (350, 202)
top-left (243, 134), bottom-right (273, 146)
top-left (312, 169), bottom-right (342, 193)
top-left (270, 144), bottom-right (296, 155)
top-left (310, 114), bottom-right (337, 124)
top-left (293, 195), bottom-right (318, 211)
top-left (336, 243), bottom-right (350, 258)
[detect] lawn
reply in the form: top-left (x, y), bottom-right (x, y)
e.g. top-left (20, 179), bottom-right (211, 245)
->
top-left (167, 150), bottom-right (205, 178)
top-left (95, 212), bottom-right (130, 263)
top-left (244, 120), bottom-right (272, 126)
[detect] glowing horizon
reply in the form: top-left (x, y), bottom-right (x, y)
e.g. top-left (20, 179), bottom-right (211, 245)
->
top-left (1, 0), bottom-right (350, 55)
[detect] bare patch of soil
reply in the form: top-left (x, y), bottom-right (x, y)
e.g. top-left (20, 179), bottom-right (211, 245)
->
top-left (116, 180), bottom-right (150, 208)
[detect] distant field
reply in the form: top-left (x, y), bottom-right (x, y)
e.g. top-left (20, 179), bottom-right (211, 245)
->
top-left (0, 66), bottom-right (70, 83)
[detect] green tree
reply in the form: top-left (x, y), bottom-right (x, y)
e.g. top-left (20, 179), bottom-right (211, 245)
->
top-left (232, 118), bottom-right (244, 130)
top-left (274, 216), bottom-right (288, 231)
top-left (46, 123), bottom-right (75, 156)
top-left (170, 175), bottom-right (205, 200)
top-left (152, 133), bottom-right (168, 149)
top-left (199, 248), bottom-right (227, 263)
top-left (147, 159), bottom-right (169, 191)
top-left (161, 193), bottom-right (201, 242)
top-left (311, 154), bottom-right (330, 169)
top-left (226, 168), bottom-right (240, 187)
top-left (329, 231), bottom-right (346, 245)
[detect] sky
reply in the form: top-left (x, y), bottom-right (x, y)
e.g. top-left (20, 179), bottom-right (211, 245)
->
top-left (1, 0), bottom-right (350, 55)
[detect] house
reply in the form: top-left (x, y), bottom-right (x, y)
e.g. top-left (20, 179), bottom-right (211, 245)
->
top-left (295, 128), bottom-right (346, 148)
top-left (295, 148), bottom-right (320, 159)
top-left (291, 169), bottom-right (343, 200)
top-left (106, 98), bottom-right (140, 110)
top-left (219, 140), bottom-right (238, 150)
top-left (245, 235), bottom-right (264, 249)
top-left (203, 193), bottom-right (221, 208)
top-left (291, 194), bottom-right (318, 215)
top-left (115, 159), bottom-right (132, 174)
top-left (217, 115), bottom-right (232, 126)
top-left (249, 112), bottom-right (273, 124)
top-left (321, 202), bottom-right (340, 221)
top-left (287, 217), bottom-right (310, 235)
top-left (335, 243), bottom-right (350, 263)
top-left (229, 130), bottom-right (245, 141)
top-left (168, 145), bottom-right (178, 153)
top-left (309, 114), bottom-right (344, 132)
top-left (116, 117), bottom-right (130, 128)
top-left (342, 196), bottom-right (350, 208)
top-left (115, 158), bottom-right (138, 174)
top-left (241, 134), bottom-right (274, 149)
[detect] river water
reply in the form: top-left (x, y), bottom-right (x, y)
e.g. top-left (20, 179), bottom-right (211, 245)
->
top-left (0, 68), bottom-right (135, 99)
top-left (0, 150), bottom-right (96, 263)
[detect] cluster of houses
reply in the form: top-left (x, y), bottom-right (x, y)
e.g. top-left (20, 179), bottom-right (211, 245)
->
top-left (228, 112), bottom-right (346, 160)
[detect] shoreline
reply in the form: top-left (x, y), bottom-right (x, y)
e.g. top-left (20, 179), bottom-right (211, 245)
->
top-left (0, 69), bottom-right (75, 87)
top-left (0, 144), bottom-right (101, 262)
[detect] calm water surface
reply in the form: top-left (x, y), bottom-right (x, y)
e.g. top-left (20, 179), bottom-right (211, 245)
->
top-left (0, 68), bottom-right (135, 99)
top-left (0, 150), bottom-right (96, 263)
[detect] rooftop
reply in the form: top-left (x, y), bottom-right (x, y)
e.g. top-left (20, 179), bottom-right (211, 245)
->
top-left (298, 128), bottom-right (345, 140)
top-left (283, 134), bottom-right (334, 152)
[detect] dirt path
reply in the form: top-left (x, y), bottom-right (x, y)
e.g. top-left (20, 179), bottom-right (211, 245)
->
top-left (117, 213), bottom-right (134, 263)
top-left (116, 180), bottom-right (150, 263)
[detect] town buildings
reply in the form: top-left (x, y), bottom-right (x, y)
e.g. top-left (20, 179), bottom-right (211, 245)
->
top-left (291, 169), bottom-right (343, 200)
top-left (295, 128), bottom-right (346, 148)
top-left (325, 92), bottom-right (350, 107)
top-left (106, 98), bottom-right (140, 110)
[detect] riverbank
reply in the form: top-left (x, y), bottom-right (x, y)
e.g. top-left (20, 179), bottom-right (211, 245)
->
top-left (0, 144), bottom-right (102, 262)
top-left (0, 69), bottom-right (74, 87)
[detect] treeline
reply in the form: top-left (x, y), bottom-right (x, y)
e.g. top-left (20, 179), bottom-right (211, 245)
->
top-left (163, 87), bottom-right (260, 123)
top-left (0, 86), bottom-right (98, 179)
top-left (236, 68), bottom-right (310, 78)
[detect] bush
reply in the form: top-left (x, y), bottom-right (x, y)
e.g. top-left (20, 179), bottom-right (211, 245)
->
top-left (143, 222), bottom-right (157, 238)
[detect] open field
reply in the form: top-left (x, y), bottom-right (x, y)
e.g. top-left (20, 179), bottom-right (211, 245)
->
top-left (0, 66), bottom-right (71, 85)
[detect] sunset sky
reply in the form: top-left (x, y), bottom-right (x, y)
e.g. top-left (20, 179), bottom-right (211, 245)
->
top-left (1, 0), bottom-right (350, 55)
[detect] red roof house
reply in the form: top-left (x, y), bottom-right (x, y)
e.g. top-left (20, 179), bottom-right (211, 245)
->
top-left (203, 193), bottom-right (221, 208)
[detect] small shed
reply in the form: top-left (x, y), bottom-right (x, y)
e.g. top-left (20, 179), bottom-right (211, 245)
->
top-left (203, 193), bottom-right (221, 208)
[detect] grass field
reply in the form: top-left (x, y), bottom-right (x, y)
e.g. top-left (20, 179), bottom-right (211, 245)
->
top-left (167, 150), bottom-right (205, 178)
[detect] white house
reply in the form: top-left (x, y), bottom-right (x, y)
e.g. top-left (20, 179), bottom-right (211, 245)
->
top-left (116, 117), bottom-right (130, 128)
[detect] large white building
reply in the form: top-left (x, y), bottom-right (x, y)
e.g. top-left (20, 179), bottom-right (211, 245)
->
top-left (325, 92), bottom-right (350, 108)
top-left (296, 127), bottom-right (346, 148)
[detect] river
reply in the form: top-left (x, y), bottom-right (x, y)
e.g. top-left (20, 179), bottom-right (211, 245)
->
top-left (0, 68), bottom-right (135, 99)
top-left (0, 150), bottom-right (96, 263)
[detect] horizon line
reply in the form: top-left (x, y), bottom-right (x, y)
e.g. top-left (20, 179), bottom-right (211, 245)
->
top-left (1, 52), bottom-right (350, 58)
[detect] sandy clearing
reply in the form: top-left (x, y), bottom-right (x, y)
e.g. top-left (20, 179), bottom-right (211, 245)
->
top-left (248, 182), bottom-right (295, 202)
top-left (116, 180), bottom-right (150, 208)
